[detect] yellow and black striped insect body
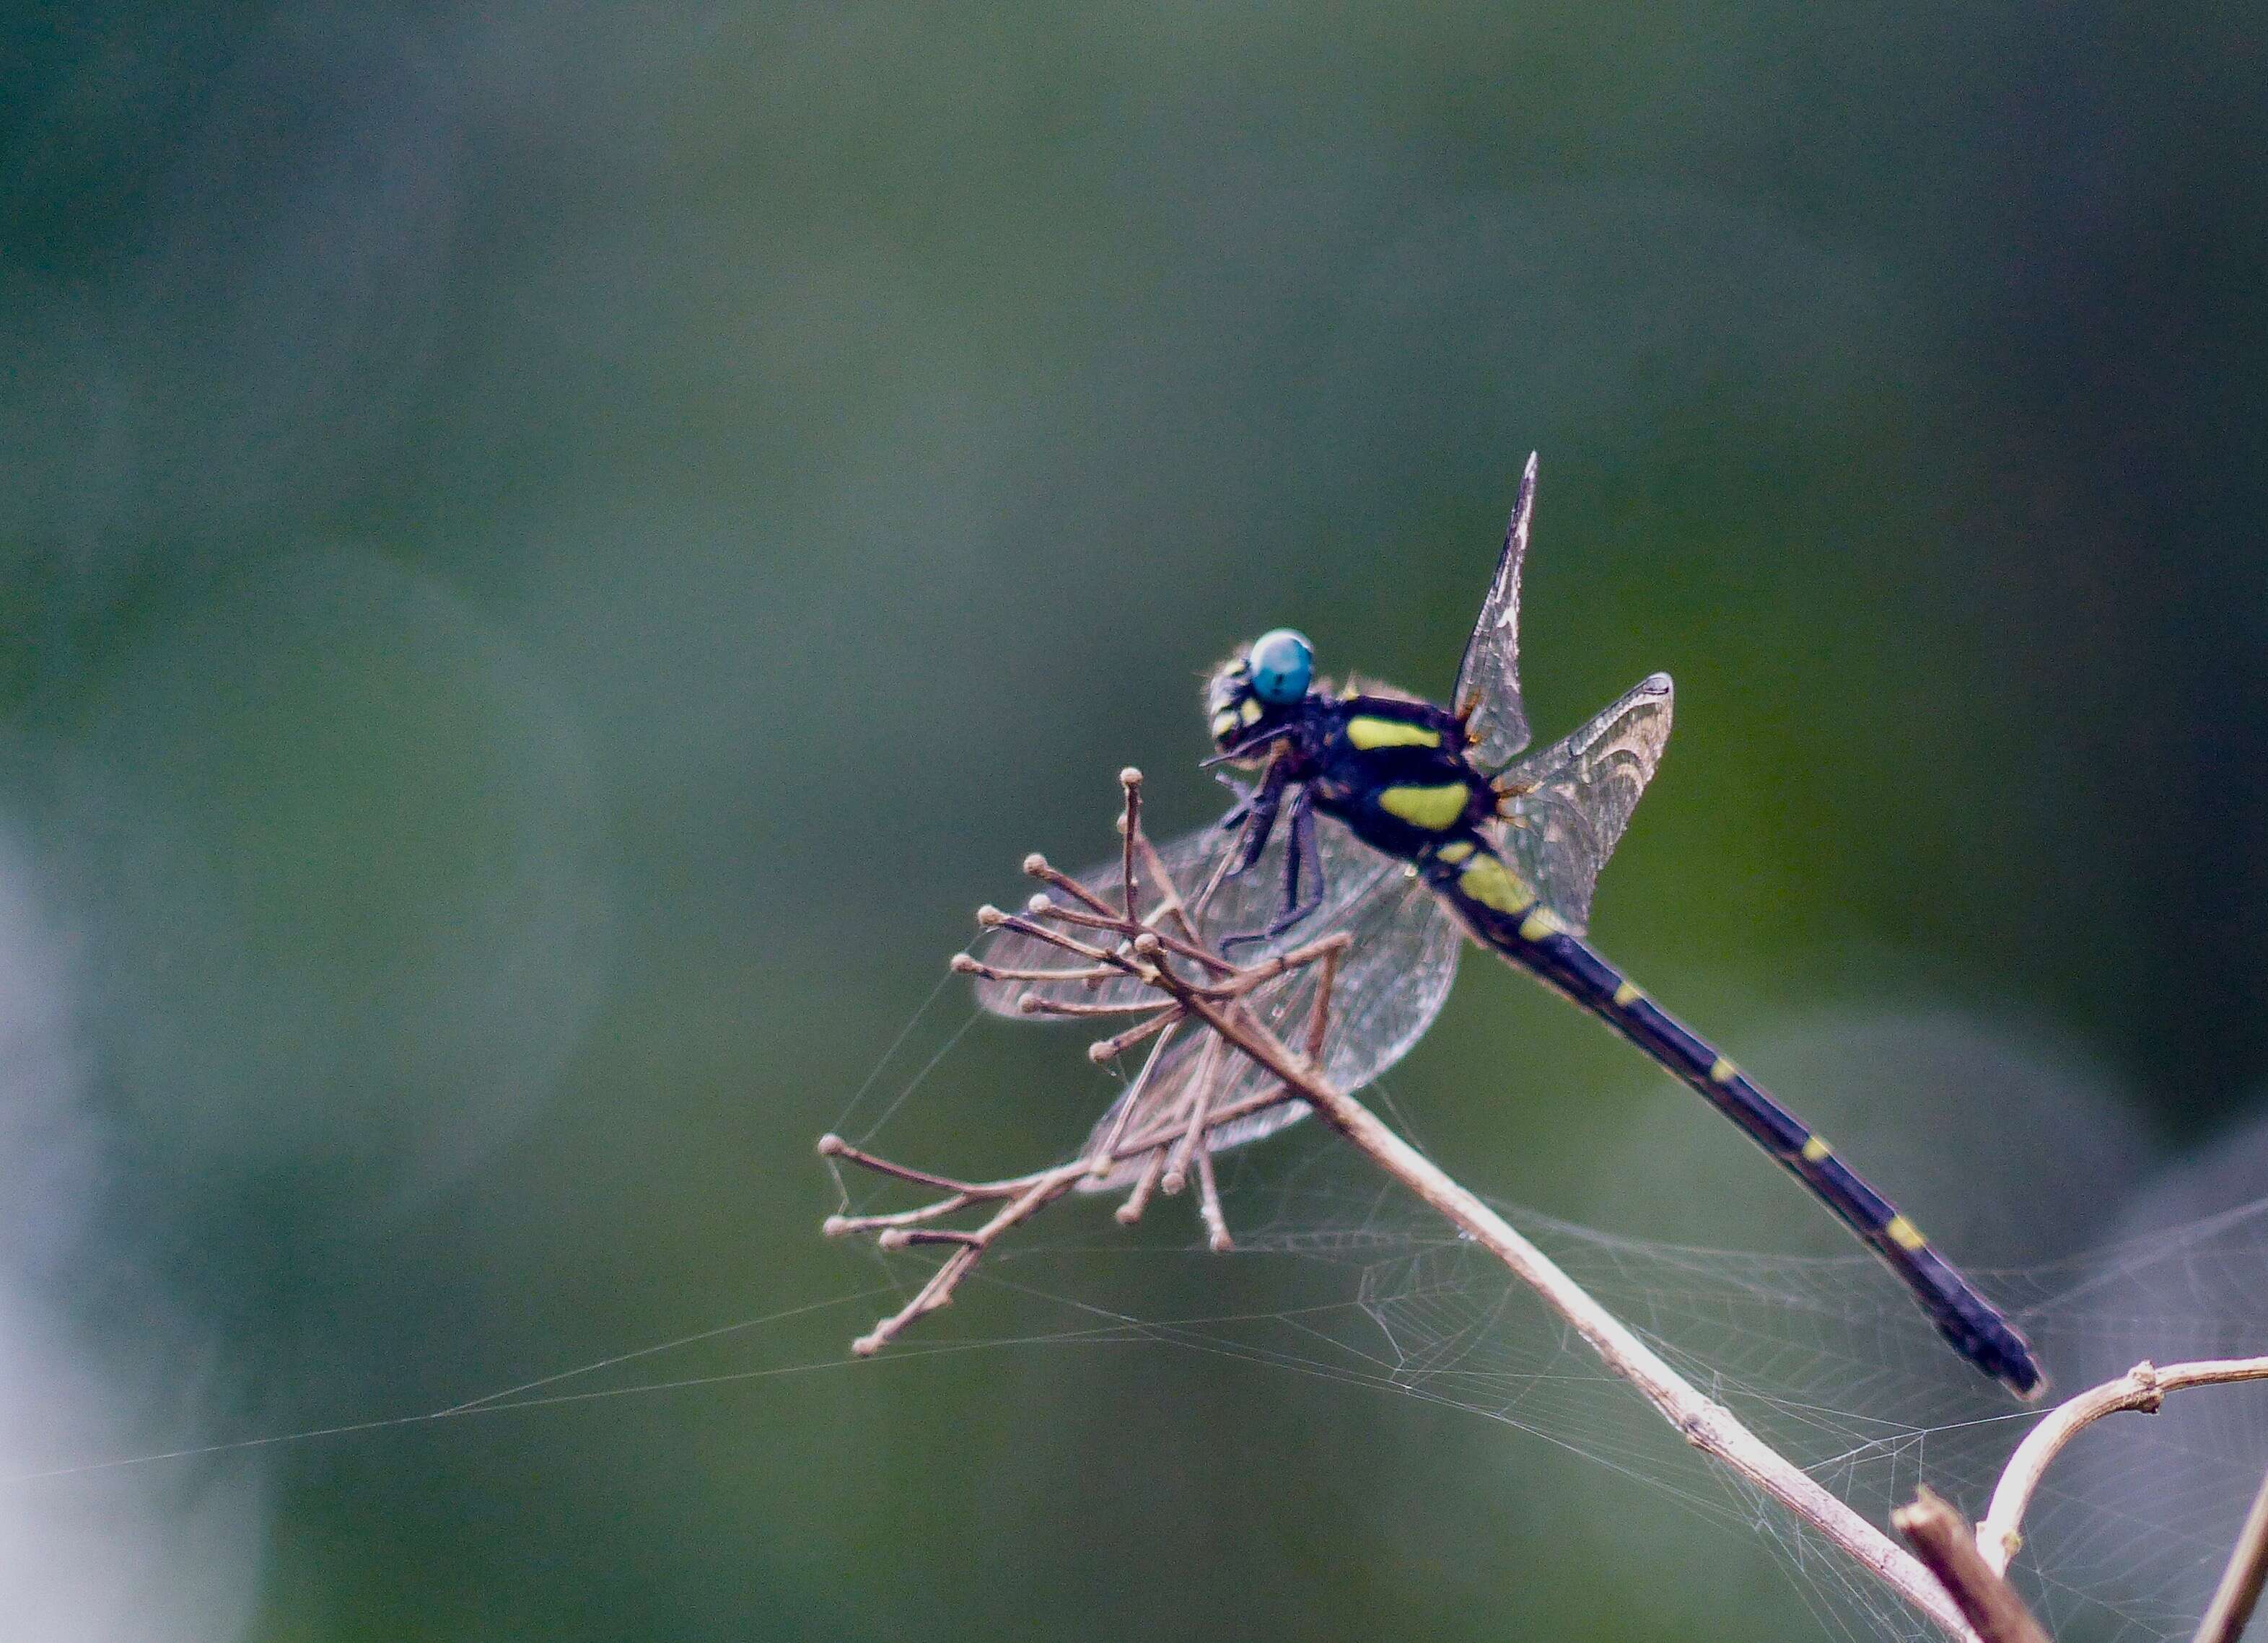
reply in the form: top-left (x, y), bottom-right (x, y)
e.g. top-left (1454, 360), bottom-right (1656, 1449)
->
top-left (981, 454), bottom-right (2043, 1400)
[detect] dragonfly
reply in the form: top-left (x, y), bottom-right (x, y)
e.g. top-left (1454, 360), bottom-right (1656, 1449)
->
top-left (974, 455), bottom-right (2042, 1399)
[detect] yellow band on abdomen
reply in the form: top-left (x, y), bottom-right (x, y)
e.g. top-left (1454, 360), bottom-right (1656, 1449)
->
top-left (1456, 853), bottom-right (1534, 913)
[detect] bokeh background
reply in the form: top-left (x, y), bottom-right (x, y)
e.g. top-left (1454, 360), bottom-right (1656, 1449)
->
top-left (3, 4), bottom-right (2265, 1639)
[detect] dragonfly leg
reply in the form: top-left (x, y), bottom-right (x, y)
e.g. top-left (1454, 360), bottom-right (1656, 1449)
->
top-left (1224, 787), bottom-right (1324, 950)
top-left (1222, 760), bottom-right (1289, 881)
top-left (1212, 770), bottom-right (1255, 831)
top-left (1199, 724), bottom-right (1296, 771)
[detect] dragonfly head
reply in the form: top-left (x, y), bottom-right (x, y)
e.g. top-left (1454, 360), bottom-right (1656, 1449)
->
top-left (1206, 628), bottom-right (1314, 755)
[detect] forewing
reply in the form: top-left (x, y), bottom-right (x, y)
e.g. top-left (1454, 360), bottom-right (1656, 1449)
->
top-left (1495, 672), bottom-right (1673, 935)
top-left (969, 818), bottom-right (1244, 1015)
top-left (1451, 452), bottom-right (1538, 774)
top-left (1079, 816), bottom-right (1463, 1183)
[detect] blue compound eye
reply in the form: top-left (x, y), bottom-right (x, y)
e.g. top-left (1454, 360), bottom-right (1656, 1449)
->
top-left (1246, 628), bottom-right (1315, 706)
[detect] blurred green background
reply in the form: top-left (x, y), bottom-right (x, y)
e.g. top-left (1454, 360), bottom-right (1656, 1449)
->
top-left (2, 3), bottom-right (2264, 1639)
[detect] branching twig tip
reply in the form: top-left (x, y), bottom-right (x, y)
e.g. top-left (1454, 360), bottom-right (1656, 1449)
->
top-left (817, 768), bottom-right (2023, 1641)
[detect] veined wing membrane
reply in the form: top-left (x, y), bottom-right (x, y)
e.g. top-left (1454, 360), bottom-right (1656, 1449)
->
top-left (1495, 672), bottom-right (1673, 935)
top-left (1076, 815), bottom-right (1463, 1180)
top-left (1452, 452), bottom-right (1538, 775)
top-left (971, 815), bottom-right (1279, 1016)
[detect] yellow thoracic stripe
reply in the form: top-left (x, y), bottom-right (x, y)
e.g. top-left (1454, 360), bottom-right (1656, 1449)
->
top-left (1435, 840), bottom-right (1475, 864)
top-left (1347, 715), bottom-right (1442, 751)
top-left (1377, 783), bottom-right (1468, 830)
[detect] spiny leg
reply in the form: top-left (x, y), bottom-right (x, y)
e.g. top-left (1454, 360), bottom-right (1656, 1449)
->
top-left (1222, 784), bottom-right (1323, 952)
top-left (1200, 724), bottom-right (1297, 774)
top-left (1225, 756), bottom-right (1290, 880)
top-left (1227, 787), bottom-right (1326, 950)
top-left (1212, 769), bottom-right (1254, 831)
top-left (1217, 765), bottom-right (1293, 959)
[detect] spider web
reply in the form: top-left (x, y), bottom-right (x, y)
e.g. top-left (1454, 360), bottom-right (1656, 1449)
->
top-left (823, 992), bottom-right (2268, 1643)
top-left (28, 988), bottom-right (2258, 1643)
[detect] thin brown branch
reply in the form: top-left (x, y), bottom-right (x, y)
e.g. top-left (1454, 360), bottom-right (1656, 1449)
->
top-left (821, 1193), bottom-right (977, 1235)
top-left (1025, 898), bottom-right (1152, 937)
top-left (2196, 1462), bottom-right (2268, 1643)
top-left (1020, 854), bottom-right (1119, 919)
top-left (1194, 932), bottom-right (1354, 1002)
top-left (1015, 994), bottom-right (1168, 1019)
top-left (1303, 940), bottom-right (1341, 1061)
top-left (1894, 1487), bottom-right (2053, 1643)
top-left (816, 1134), bottom-right (991, 1198)
top-left (1028, 831), bottom-right (1238, 978)
top-left (1116, 1079), bottom-right (1297, 1158)
top-left (1085, 1015), bottom-right (1184, 1174)
top-left (977, 907), bottom-right (1130, 970)
top-left (846, 1167), bottom-right (1082, 1355)
top-left (1118, 765), bottom-right (1142, 927)
top-left (1030, 877), bottom-right (1238, 978)
top-left (1131, 825), bottom-right (1201, 943)
top-left (951, 952), bottom-right (1119, 988)
top-left (1194, 1147), bottom-right (1232, 1253)
top-left (1160, 1033), bottom-right (1227, 1196)
top-left (822, 768), bottom-right (1976, 1637)
top-left (1977, 1357), bottom-right (2268, 1575)
top-left (1145, 976), bottom-right (1971, 1637)
top-left (1113, 1140), bottom-right (1168, 1227)
top-left (1086, 1006), bottom-right (1183, 1064)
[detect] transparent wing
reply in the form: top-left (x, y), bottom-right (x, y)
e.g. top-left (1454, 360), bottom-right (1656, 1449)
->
top-left (1077, 815), bottom-right (1463, 1183)
top-left (969, 817), bottom-right (1245, 1016)
top-left (1494, 672), bottom-right (1673, 936)
top-left (1451, 452), bottom-right (1538, 774)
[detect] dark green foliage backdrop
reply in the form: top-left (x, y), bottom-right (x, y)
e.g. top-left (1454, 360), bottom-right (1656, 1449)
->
top-left (1, 4), bottom-right (2263, 1639)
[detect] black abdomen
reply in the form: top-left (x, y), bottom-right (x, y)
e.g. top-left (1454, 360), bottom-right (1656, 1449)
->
top-left (1428, 852), bottom-right (2044, 1399)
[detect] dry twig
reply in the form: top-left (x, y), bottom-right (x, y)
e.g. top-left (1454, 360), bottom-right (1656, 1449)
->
top-left (1976, 1357), bottom-right (2268, 1578)
top-left (819, 769), bottom-right (1974, 1637)
top-left (818, 769), bottom-right (2268, 1642)
top-left (1895, 1487), bottom-right (2053, 1643)
top-left (820, 769), bottom-right (1324, 1355)
top-left (2195, 1460), bottom-right (2268, 1643)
